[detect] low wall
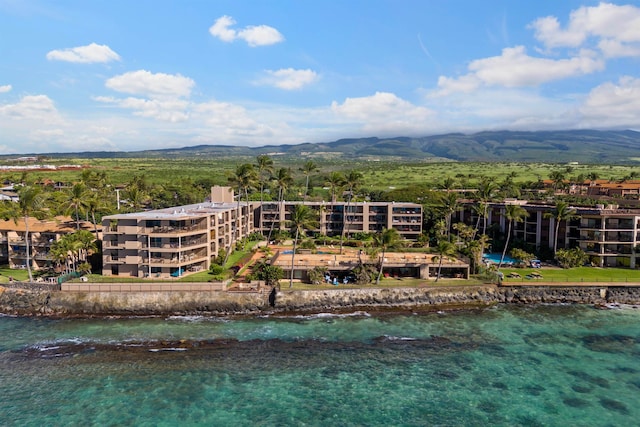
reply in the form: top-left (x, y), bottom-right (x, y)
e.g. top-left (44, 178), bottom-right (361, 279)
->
top-left (62, 282), bottom-right (227, 292)
top-left (2, 284), bottom-right (640, 317)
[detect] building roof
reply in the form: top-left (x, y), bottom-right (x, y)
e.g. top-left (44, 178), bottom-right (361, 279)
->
top-left (103, 201), bottom-right (252, 221)
top-left (0, 216), bottom-right (96, 233)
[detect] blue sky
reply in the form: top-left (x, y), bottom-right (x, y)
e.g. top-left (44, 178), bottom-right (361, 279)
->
top-left (1, 0), bottom-right (639, 154)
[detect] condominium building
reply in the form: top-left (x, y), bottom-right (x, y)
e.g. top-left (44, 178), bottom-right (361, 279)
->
top-left (101, 187), bottom-right (256, 278)
top-left (258, 201), bottom-right (422, 241)
top-left (102, 186), bottom-right (423, 278)
top-left (0, 216), bottom-right (95, 271)
top-left (456, 201), bottom-right (640, 268)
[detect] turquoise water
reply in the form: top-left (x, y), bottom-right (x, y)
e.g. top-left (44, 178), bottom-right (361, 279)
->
top-left (483, 253), bottom-right (518, 264)
top-left (1, 305), bottom-right (640, 426)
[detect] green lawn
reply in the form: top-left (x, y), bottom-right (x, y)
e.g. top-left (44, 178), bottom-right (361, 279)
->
top-left (499, 266), bottom-right (640, 283)
top-left (0, 268), bottom-right (30, 283)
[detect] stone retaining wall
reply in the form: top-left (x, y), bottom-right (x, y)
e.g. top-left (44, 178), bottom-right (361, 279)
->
top-left (62, 282), bottom-right (227, 292)
top-left (1, 284), bottom-right (640, 317)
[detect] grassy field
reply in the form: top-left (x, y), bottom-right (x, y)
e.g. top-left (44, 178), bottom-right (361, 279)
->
top-left (8, 158), bottom-right (640, 193)
top-left (499, 266), bottom-right (640, 283)
top-left (0, 268), bottom-right (30, 283)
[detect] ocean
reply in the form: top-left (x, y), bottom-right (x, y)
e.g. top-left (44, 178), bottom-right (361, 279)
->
top-left (1, 304), bottom-right (639, 426)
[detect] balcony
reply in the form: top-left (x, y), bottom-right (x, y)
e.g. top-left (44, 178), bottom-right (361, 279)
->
top-left (124, 240), bottom-right (142, 250)
top-left (147, 224), bottom-right (207, 234)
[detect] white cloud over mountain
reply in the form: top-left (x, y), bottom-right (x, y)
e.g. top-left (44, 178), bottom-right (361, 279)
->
top-left (530, 2), bottom-right (640, 57)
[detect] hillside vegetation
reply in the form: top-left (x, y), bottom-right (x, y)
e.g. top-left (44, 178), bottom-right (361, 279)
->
top-left (23, 129), bottom-right (640, 164)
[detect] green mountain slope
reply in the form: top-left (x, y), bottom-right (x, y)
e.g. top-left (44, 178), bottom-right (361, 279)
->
top-left (30, 129), bottom-right (640, 163)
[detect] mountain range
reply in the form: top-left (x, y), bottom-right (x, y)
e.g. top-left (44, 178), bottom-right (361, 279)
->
top-left (38, 129), bottom-right (640, 163)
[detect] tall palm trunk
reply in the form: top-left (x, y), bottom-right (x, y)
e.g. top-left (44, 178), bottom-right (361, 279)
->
top-left (553, 219), bottom-right (561, 255)
top-left (24, 216), bottom-right (34, 282)
top-left (376, 249), bottom-right (386, 284)
top-left (498, 221), bottom-right (512, 270)
top-left (289, 228), bottom-right (299, 288)
top-left (436, 256), bottom-right (444, 283)
top-left (339, 195), bottom-right (353, 254)
top-left (266, 188), bottom-right (283, 245)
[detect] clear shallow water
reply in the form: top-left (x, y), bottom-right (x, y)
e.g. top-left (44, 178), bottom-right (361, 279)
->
top-left (1, 306), bottom-right (640, 426)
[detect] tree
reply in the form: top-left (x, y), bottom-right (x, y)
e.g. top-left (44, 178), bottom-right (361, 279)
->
top-left (477, 178), bottom-right (498, 236)
top-left (544, 200), bottom-right (577, 256)
top-left (64, 183), bottom-right (90, 229)
top-left (251, 262), bottom-right (284, 287)
top-left (373, 228), bottom-right (402, 284)
top-left (287, 204), bottom-right (318, 288)
top-left (3, 186), bottom-right (47, 282)
top-left (324, 171), bottom-right (345, 203)
top-left (498, 204), bottom-right (529, 270)
top-left (85, 191), bottom-right (109, 240)
top-left (549, 170), bottom-right (566, 193)
top-left (226, 163), bottom-right (257, 262)
top-left (300, 160), bottom-right (318, 203)
top-left (267, 167), bottom-right (294, 244)
top-left (124, 186), bottom-right (148, 212)
top-left (438, 192), bottom-right (460, 242)
top-left (555, 247), bottom-right (589, 268)
top-left (434, 240), bottom-right (456, 282)
top-left (255, 155), bottom-right (274, 218)
top-left (340, 170), bottom-right (363, 253)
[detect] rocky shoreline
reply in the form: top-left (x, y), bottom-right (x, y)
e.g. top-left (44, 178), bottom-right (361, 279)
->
top-left (2, 284), bottom-right (640, 317)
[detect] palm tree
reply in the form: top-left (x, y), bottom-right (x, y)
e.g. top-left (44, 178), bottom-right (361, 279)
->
top-left (477, 178), bottom-right (497, 236)
top-left (255, 155), bottom-right (274, 224)
top-left (300, 160), bottom-right (318, 203)
top-left (373, 228), bottom-right (402, 284)
top-left (73, 229), bottom-right (97, 265)
top-left (64, 183), bottom-right (90, 229)
top-left (85, 192), bottom-right (109, 240)
top-left (6, 186), bottom-right (47, 282)
top-left (340, 170), bottom-right (363, 253)
top-left (124, 186), bottom-right (147, 212)
top-left (498, 204), bottom-right (529, 270)
top-left (434, 240), bottom-right (456, 282)
top-left (287, 205), bottom-right (318, 288)
top-left (544, 201), bottom-right (577, 256)
top-left (50, 240), bottom-right (71, 274)
top-left (267, 168), bottom-right (294, 244)
top-left (226, 163), bottom-right (257, 258)
top-left (438, 192), bottom-right (460, 242)
top-left (549, 170), bottom-right (566, 193)
top-left (324, 171), bottom-right (345, 203)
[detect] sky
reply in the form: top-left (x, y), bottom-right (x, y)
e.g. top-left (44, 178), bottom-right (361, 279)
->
top-left (1, 0), bottom-right (640, 154)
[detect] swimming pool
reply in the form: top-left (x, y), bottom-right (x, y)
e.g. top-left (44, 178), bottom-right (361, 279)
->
top-left (482, 253), bottom-right (519, 264)
top-left (282, 250), bottom-right (331, 255)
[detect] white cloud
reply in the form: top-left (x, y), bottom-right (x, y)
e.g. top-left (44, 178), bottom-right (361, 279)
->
top-left (238, 25), bottom-right (285, 47)
top-left (209, 15), bottom-right (284, 47)
top-left (331, 92), bottom-right (435, 134)
top-left (257, 68), bottom-right (319, 90)
top-left (579, 76), bottom-right (640, 127)
top-left (0, 94), bottom-right (61, 122)
top-left (46, 43), bottom-right (121, 63)
top-left (432, 46), bottom-right (604, 96)
top-left (530, 3), bottom-right (640, 57)
top-left (209, 15), bottom-right (237, 42)
top-left (105, 70), bottom-right (195, 99)
top-left (0, 84), bottom-right (11, 93)
top-left (97, 96), bottom-right (190, 123)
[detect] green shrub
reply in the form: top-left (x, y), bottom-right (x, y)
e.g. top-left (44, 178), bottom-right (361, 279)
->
top-left (555, 248), bottom-right (589, 268)
top-left (308, 266), bottom-right (328, 285)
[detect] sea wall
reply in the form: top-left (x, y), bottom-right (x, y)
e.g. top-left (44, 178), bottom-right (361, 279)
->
top-left (1, 284), bottom-right (640, 317)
